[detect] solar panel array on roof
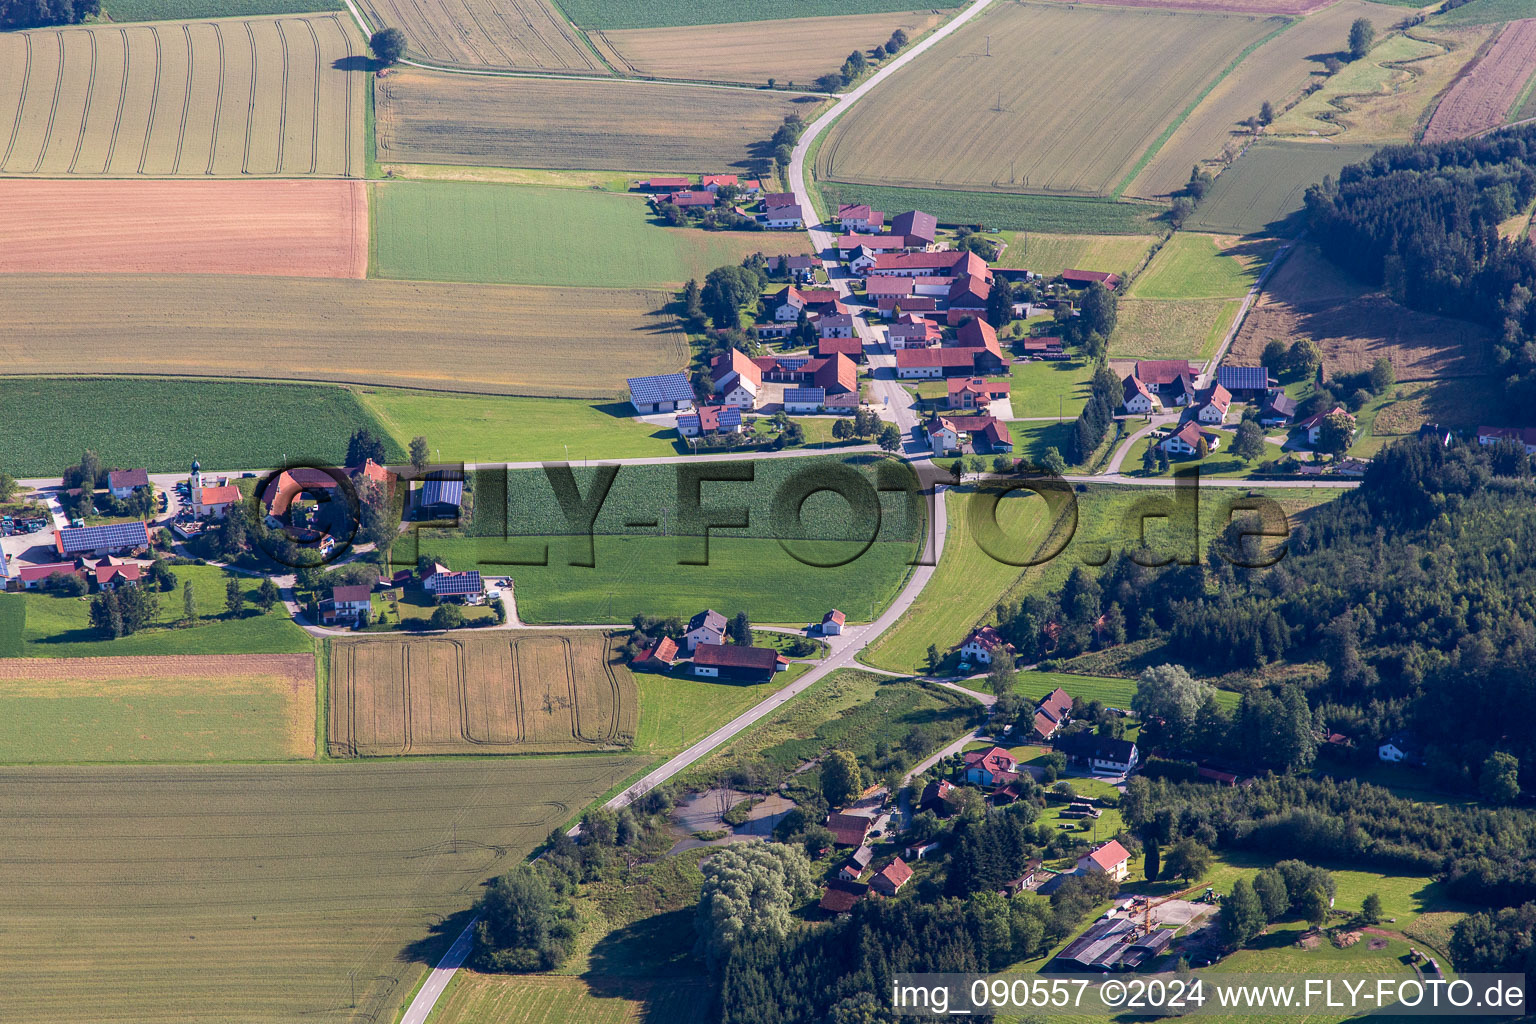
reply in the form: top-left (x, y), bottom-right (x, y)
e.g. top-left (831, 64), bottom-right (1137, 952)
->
top-left (431, 570), bottom-right (482, 595)
top-left (777, 357), bottom-right (809, 370)
top-left (784, 388), bottom-right (825, 404)
top-left (57, 521), bottom-right (150, 554)
top-left (1217, 366), bottom-right (1269, 391)
top-left (420, 475), bottom-right (464, 508)
top-left (627, 373), bottom-right (696, 405)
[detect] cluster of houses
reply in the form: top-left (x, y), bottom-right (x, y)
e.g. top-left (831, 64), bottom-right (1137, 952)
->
top-left (637, 173), bottom-right (763, 211)
top-left (2, 519), bottom-right (154, 592)
top-left (317, 558), bottom-right (486, 627)
top-left (627, 348), bottom-right (862, 432)
top-left (629, 608), bottom-right (801, 683)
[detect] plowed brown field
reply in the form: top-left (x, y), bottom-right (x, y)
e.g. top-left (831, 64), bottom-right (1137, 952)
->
top-left (1423, 17), bottom-right (1536, 142)
top-left (0, 179), bottom-right (366, 278)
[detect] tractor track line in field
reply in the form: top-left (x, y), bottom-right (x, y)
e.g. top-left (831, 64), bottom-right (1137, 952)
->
top-left (102, 29), bottom-right (130, 173)
top-left (1, 33), bottom-right (32, 170)
top-left (335, 15), bottom-right (355, 177)
top-left (206, 23), bottom-right (227, 175)
top-left (241, 20), bottom-right (257, 174)
top-left (302, 18), bottom-right (321, 173)
top-left (29, 31), bottom-right (65, 173)
top-left (170, 24), bottom-right (193, 174)
top-left (65, 28), bottom-right (98, 173)
top-left (450, 0), bottom-right (504, 70)
top-left (275, 19), bottom-right (292, 173)
top-left (136, 26), bottom-right (162, 174)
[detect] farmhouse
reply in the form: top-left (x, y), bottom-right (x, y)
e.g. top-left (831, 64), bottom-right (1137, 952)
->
top-left (817, 313), bottom-right (856, 339)
top-left (887, 313), bottom-right (941, 349)
top-left (700, 174), bottom-right (738, 191)
top-left (958, 626), bottom-right (1014, 665)
top-left (414, 473), bottom-right (464, 520)
top-left (627, 372), bottom-right (697, 415)
top-left (14, 560), bottom-right (84, 590)
top-left (106, 469), bottom-right (151, 499)
top-left (866, 250), bottom-right (988, 279)
top-left (772, 286), bottom-right (843, 321)
top-left (1299, 406), bottom-right (1354, 447)
top-left (835, 203), bottom-right (884, 231)
top-left (691, 642), bottom-right (786, 682)
top-left (897, 346), bottom-right (1003, 379)
top-left (1032, 685), bottom-right (1073, 740)
top-left (1058, 733), bottom-right (1139, 775)
top-left (863, 277), bottom-right (914, 300)
top-left (631, 635), bottom-right (680, 669)
top-left (891, 209), bottom-right (937, 248)
top-left (1122, 375), bottom-right (1158, 414)
top-left (1260, 392), bottom-right (1297, 427)
top-left (762, 204), bottom-right (804, 229)
top-left (821, 609), bottom-right (845, 635)
top-left (964, 746), bottom-right (1019, 786)
top-left (89, 557), bottom-right (143, 591)
top-left (662, 190), bottom-right (716, 209)
top-left (762, 192), bottom-right (797, 209)
top-left (684, 608), bottom-right (727, 652)
top-left (870, 857), bottom-right (913, 896)
top-left (1191, 383), bottom-right (1232, 425)
top-left (1135, 360), bottom-right (1199, 402)
top-left (1061, 269), bottom-right (1121, 290)
top-left (836, 234), bottom-right (900, 258)
top-left (1216, 365), bottom-right (1270, 399)
top-left (945, 277), bottom-right (990, 322)
top-left (1477, 426), bottom-right (1536, 454)
top-left (639, 177), bottom-right (691, 191)
top-left (877, 295), bottom-right (938, 316)
top-left (1077, 840), bottom-right (1130, 880)
top-left (827, 811), bottom-right (871, 847)
top-left (816, 336), bottom-right (864, 362)
top-left (947, 377), bottom-right (1010, 411)
top-left (954, 318), bottom-right (1004, 357)
top-left (711, 348), bottom-right (763, 409)
top-left (322, 583), bottom-right (372, 626)
top-left (55, 521), bottom-right (150, 558)
top-left (1160, 421), bottom-right (1219, 456)
top-left (677, 405), bottom-right (744, 438)
top-left (927, 415), bottom-right (1011, 456)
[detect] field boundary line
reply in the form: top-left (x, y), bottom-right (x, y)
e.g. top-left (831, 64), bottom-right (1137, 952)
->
top-left (30, 30), bottom-right (66, 173)
top-left (455, 637), bottom-right (475, 746)
top-left (1115, 14), bottom-right (1295, 199)
top-left (1, 32), bottom-right (33, 170)
top-left (561, 635), bottom-right (581, 742)
top-left (206, 22), bottom-right (227, 174)
top-left (102, 28), bottom-right (131, 172)
top-left (65, 28), bottom-right (99, 173)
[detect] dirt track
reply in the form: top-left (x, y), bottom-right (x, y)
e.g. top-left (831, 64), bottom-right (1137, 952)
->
top-left (0, 180), bottom-right (367, 278)
top-left (1423, 19), bottom-right (1536, 143)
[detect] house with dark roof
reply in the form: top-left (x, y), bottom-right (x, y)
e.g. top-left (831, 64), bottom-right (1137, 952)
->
top-left (766, 254), bottom-right (818, 283)
top-left (414, 472), bottom-right (464, 520)
top-left (684, 609), bottom-right (727, 652)
top-left (816, 313), bottom-right (856, 339)
top-left (1060, 269), bottom-right (1120, 290)
top-left (627, 373), bottom-right (697, 415)
top-left (826, 811), bottom-right (872, 847)
top-left (1378, 730), bottom-right (1425, 766)
top-left (1057, 733), bottom-right (1139, 774)
top-left (762, 204), bottom-right (804, 229)
top-left (816, 336), bottom-right (864, 362)
top-left (836, 203), bottom-right (884, 231)
top-left (784, 387), bottom-right (828, 414)
top-left (423, 567), bottom-right (483, 602)
top-left (662, 190), bottom-right (716, 209)
top-left (1122, 375), bottom-right (1158, 415)
top-left (762, 191), bottom-right (797, 209)
top-left (677, 405), bottom-right (743, 438)
top-left (1216, 365), bottom-right (1270, 399)
top-left (1260, 391), bottom-right (1297, 427)
top-left (692, 643), bottom-right (786, 682)
top-left (818, 879), bottom-right (868, 914)
top-left (887, 313), bottom-right (941, 349)
top-left (892, 210), bottom-right (938, 247)
top-left (877, 294), bottom-right (938, 316)
top-left (106, 469), bottom-right (151, 499)
top-left (840, 844), bottom-right (874, 880)
top-left (919, 779), bottom-right (961, 817)
top-left (1477, 426), bottom-right (1536, 453)
top-left (55, 521), bottom-right (151, 558)
top-left (871, 857), bottom-right (913, 896)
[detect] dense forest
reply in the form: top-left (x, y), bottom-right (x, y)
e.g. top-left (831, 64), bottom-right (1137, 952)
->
top-left (0, 0), bottom-right (98, 30)
top-left (1305, 125), bottom-right (1536, 410)
top-left (996, 438), bottom-right (1536, 792)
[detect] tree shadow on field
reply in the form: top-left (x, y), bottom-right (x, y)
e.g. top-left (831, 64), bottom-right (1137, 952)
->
top-left (397, 906), bottom-right (479, 966)
top-left (333, 55), bottom-right (377, 72)
top-left (585, 908), bottom-right (701, 979)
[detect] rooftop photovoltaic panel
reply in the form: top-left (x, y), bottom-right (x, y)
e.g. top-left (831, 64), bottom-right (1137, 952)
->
top-left (431, 571), bottom-right (482, 595)
top-left (626, 373), bottom-right (696, 405)
top-left (1216, 366), bottom-right (1268, 391)
top-left (419, 476), bottom-right (464, 507)
top-left (784, 388), bottom-right (825, 404)
top-left (57, 521), bottom-right (150, 553)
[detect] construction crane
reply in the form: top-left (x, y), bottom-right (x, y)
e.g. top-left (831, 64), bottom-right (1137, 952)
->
top-left (1139, 892), bottom-right (1184, 938)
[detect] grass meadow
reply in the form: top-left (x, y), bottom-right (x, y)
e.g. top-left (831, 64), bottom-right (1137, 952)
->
top-left (371, 181), bottom-right (780, 287)
top-left (9, 565), bottom-right (313, 658)
top-left (1109, 297), bottom-right (1240, 361)
top-left (1432, 0), bottom-right (1535, 26)
top-left (1183, 141), bottom-right (1380, 235)
top-left (1127, 234), bottom-right (1279, 300)
top-left (632, 668), bottom-right (802, 755)
top-left (429, 973), bottom-right (710, 1024)
top-left (1010, 669), bottom-right (1241, 711)
top-left (1007, 358), bottom-right (1096, 419)
top-left (818, 183), bottom-right (1161, 233)
top-left (996, 232), bottom-right (1158, 280)
top-left (0, 756), bottom-right (648, 1024)
top-left (104, 0), bottom-right (342, 17)
top-left (0, 377), bottom-right (404, 477)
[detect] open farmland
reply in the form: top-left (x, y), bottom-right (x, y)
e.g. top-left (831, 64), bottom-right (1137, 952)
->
top-left (0, 654), bottom-right (314, 761)
top-left (559, 0), bottom-right (959, 29)
top-left (996, 231), bottom-right (1158, 279)
top-left (354, 0), bottom-right (600, 72)
top-left (0, 276), bottom-right (686, 397)
top-left (0, 378), bottom-right (401, 476)
top-left (1127, 233), bottom-right (1278, 300)
top-left (375, 70), bottom-right (814, 172)
top-left (815, 2), bottom-right (1277, 197)
top-left (371, 181), bottom-right (775, 287)
top-left (1109, 297), bottom-right (1240, 361)
top-left (0, 757), bottom-right (647, 1024)
top-left (1126, 0), bottom-right (1405, 199)
top-left (819, 182), bottom-right (1161, 233)
top-left (0, 15), bottom-right (362, 176)
top-left (1182, 140), bottom-right (1380, 234)
top-left (328, 633), bottom-right (638, 757)
top-left (1422, 18), bottom-right (1536, 141)
top-left (0, 180), bottom-right (364, 277)
top-left (1230, 244), bottom-right (1491, 378)
top-left (592, 10), bottom-right (940, 85)
top-left (105, 0), bottom-right (345, 20)
top-left (1032, 0), bottom-right (1331, 13)
top-left (1433, 0), bottom-right (1536, 27)
top-left (431, 974), bottom-right (710, 1024)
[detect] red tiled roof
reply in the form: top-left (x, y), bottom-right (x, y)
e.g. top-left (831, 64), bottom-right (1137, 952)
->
top-left (963, 745), bottom-right (1017, 776)
top-left (838, 203), bottom-right (873, 220)
top-left (17, 561), bottom-right (79, 583)
top-left (869, 251), bottom-right (972, 273)
top-left (837, 233), bottom-right (894, 250)
top-left (892, 210), bottom-right (937, 244)
top-left (1040, 686), bottom-right (1072, 719)
top-left (712, 348), bottom-right (762, 389)
top-left (955, 318), bottom-right (1003, 357)
top-left (196, 484), bottom-right (242, 506)
top-left (948, 274), bottom-right (990, 307)
top-left (823, 609), bottom-right (846, 625)
top-left (693, 643), bottom-right (781, 671)
top-left (666, 190), bottom-right (716, 208)
top-left (817, 336), bottom-right (863, 359)
top-left (1033, 710), bottom-right (1060, 739)
top-left (1085, 840), bottom-right (1129, 871)
top-left (643, 176), bottom-right (690, 188)
top-left (352, 458), bottom-right (391, 485)
top-left (331, 584), bottom-right (372, 602)
top-left (827, 811), bottom-right (871, 846)
top-left (878, 295), bottom-right (938, 312)
top-left (819, 883), bottom-right (865, 912)
top-left (634, 636), bottom-right (679, 666)
top-left (898, 348), bottom-right (980, 369)
top-left (962, 626), bottom-right (1012, 652)
top-left (1135, 360), bottom-right (1199, 386)
top-left (811, 353), bottom-right (858, 394)
top-left (875, 857), bottom-right (913, 890)
top-left (1123, 375), bottom-right (1155, 406)
top-left (1062, 269), bottom-right (1121, 289)
top-left (107, 468), bottom-right (151, 490)
top-left (762, 192), bottom-right (797, 208)
top-left (864, 277), bottom-right (913, 297)
top-left (702, 174), bottom-right (738, 186)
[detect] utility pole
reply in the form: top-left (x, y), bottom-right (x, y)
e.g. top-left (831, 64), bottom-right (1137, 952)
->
top-left (986, 34), bottom-right (991, 56)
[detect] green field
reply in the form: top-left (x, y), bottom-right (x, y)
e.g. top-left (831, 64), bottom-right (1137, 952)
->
top-left (1183, 141), bottom-right (1380, 236)
top-left (0, 596), bottom-right (22, 657)
top-left (1011, 669), bottom-right (1241, 711)
top-left (633, 669), bottom-right (802, 754)
top-left (818, 183), bottom-right (1161, 233)
top-left (1109, 297), bottom-right (1240, 361)
top-left (557, 0), bottom-right (959, 29)
top-left (1127, 234), bottom-right (1278, 300)
top-left (865, 488), bottom-right (1058, 673)
top-left (0, 756), bottom-right (647, 1024)
top-left (1432, 0), bottom-right (1535, 25)
top-left (430, 973), bottom-right (710, 1024)
top-left (0, 378), bottom-right (403, 477)
top-left (996, 231), bottom-right (1158, 279)
top-left (354, 388), bottom-right (678, 463)
top-left (103, 0), bottom-right (342, 19)
top-left (9, 565), bottom-right (313, 658)
top-left (408, 535), bottom-right (917, 624)
top-left (371, 181), bottom-right (781, 287)
top-left (1008, 358), bottom-right (1095, 419)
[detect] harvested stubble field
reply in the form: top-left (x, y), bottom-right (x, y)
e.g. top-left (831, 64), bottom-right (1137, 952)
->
top-left (592, 10), bottom-right (941, 84)
top-left (0, 757), bottom-right (648, 1024)
top-left (0, 275), bottom-right (686, 397)
top-left (1126, 0), bottom-right (1405, 199)
top-left (431, 973), bottom-right (710, 1024)
top-left (375, 69), bottom-right (813, 171)
top-left (1422, 18), bottom-right (1536, 142)
top-left (815, 2), bottom-right (1276, 196)
top-left (995, 231), bottom-right (1158, 279)
top-left (1230, 244), bottom-right (1490, 378)
top-left (355, 0), bottom-right (600, 72)
top-left (1181, 139), bottom-right (1381, 234)
top-left (0, 179), bottom-right (365, 277)
top-left (0, 654), bottom-right (315, 761)
top-left (559, 0), bottom-right (959, 29)
top-left (328, 633), bottom-right (638, 757)
top-left (1109, 297), bottom-right (1241, 360)
top-left (0, 14), bottom-right (362, 176)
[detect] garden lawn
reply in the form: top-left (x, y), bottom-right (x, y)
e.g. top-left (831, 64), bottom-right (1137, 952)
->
top-left (1120, 430), bottom-right (1287, 479)
top-left (371, 181), bottom-right (776, 287)
top-left (15, 565), bottom-right (312, 657)
top-left (0, 378), bottom-right (403, 478)
top-left (354, 388), bottom-right (682, 463)
top-left (1127, 234), bottom-right (1278, 300)
top-left (864, 487), bottom-right (1058, 673)
top-left (1007, 358), bottom-right (1095, 419)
